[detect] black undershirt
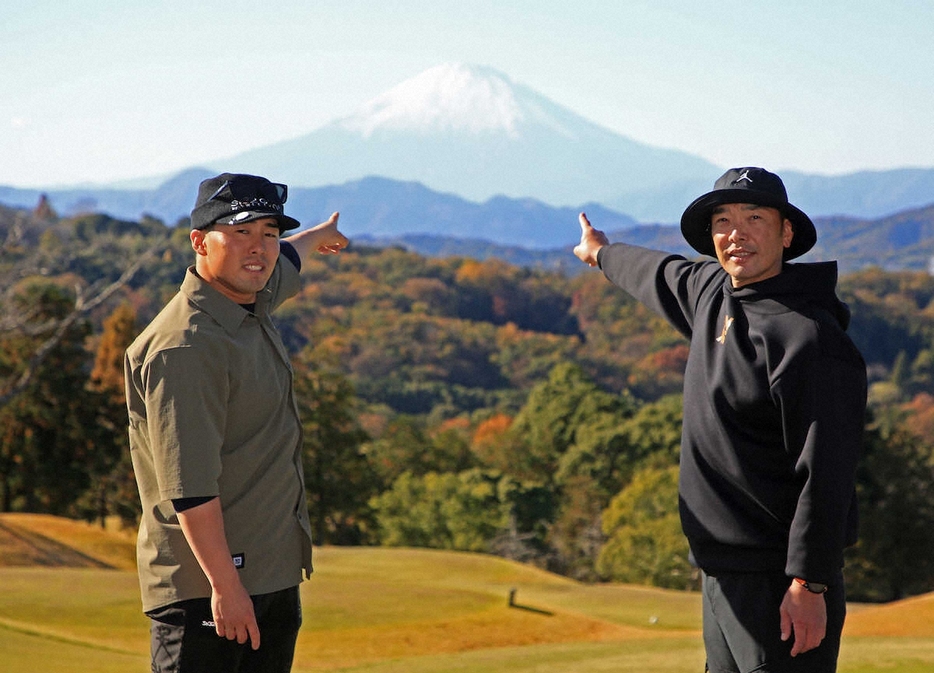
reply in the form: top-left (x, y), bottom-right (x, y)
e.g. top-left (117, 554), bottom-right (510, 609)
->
top-left (172, 496), bottom-right (216, 512)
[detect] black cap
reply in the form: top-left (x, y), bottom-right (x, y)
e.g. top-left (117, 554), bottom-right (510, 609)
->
top-left (680, 167), bottom-right (816, 260)
top-left (190, 173), bottom-right (301, 232)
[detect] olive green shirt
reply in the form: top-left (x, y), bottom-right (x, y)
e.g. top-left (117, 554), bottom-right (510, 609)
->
top-left (125, 254), bottom-right (313, 612)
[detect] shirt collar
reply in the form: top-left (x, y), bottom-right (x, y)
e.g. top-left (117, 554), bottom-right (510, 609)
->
top-left (180, 267), bottom-right (257, 334)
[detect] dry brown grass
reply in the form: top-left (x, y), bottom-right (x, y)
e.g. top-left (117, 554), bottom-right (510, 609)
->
top-left (294, 606), bottom-right (663, 670)
top-left (293, 545), bottom-right (699, 669)
top-left (845, 592), bottom-right (934, 638)
top-left (3, 512), bottom-right (933, 672)
top-left (0, 513), bottom-right (136, 570)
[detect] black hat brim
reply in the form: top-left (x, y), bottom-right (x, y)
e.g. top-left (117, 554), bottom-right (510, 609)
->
top-left (680, 189), bottom-right (816, 260)
top-left (212, 210), bottom-right (301, 233)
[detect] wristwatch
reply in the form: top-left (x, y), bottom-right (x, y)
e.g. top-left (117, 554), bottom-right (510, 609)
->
top-left (794, 577), bottom-right (828, 594)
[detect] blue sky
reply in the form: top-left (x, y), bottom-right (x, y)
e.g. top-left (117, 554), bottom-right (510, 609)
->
top-left (2, 0), bottom-right (932, 187)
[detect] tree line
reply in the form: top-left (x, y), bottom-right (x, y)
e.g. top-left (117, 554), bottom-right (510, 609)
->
top-left (2, 204), bottom-right (933, 602)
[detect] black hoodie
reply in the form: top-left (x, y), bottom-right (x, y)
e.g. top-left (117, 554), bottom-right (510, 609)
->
top-left (597, 243), bottom-right (866, 584)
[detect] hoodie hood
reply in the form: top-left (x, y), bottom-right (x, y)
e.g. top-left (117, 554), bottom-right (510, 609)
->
top-left (727, 261), bottom-right (851, 330)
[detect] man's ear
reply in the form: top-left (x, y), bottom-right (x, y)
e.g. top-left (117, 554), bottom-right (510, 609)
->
top-left (190, 229), bottom-right (208, 256)
top-left (782, 218), bottom-right (794, 249)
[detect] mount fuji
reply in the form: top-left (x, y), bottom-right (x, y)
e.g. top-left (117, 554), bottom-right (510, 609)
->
top-left (5, 62), bottom-right (934, 248)
top-left (215, 63), bottom-right (719, 222)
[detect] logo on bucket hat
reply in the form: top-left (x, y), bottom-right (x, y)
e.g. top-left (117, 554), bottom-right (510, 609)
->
top-left (680, 167), bottom-right (816, 260)
top-left (190, 173), bottom-right (301, 232)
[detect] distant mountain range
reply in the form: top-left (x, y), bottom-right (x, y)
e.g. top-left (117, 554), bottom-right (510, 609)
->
top-left (362, 204), bottom-right (934, 276)
top-left (1, 62), bottom-right (933, 270)
top-left (211, 63), bottom-right (934, 223)
top-left (0, 171), bottom-right (636, 250)
top-left (6, 63), bottom-right (934, 226)
top-left (3, 171), bottom-right (932, 275)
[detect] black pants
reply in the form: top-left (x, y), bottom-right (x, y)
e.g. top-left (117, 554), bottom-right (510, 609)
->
top-left (147, 586), bottom-right (302, 673)
top-left (702, 570), bottom-right (846, 673)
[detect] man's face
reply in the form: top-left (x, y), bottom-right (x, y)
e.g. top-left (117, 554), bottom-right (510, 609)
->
top-left (190, 217), bottom-right (281, 303)
top-left (710, 203), bottom-right (793, 288)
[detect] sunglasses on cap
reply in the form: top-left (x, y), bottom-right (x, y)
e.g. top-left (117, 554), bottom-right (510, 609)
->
top-left (207, 178), bottom-right (289, 208)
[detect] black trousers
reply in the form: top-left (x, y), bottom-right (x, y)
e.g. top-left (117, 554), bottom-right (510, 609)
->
top-left (147, 586), bottom-right (302, 673)
top-left (702, 570), bottom-right (846, 673)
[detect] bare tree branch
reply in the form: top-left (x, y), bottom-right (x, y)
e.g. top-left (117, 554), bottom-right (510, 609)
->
top-left (0, 238), bottom-right (167, 408)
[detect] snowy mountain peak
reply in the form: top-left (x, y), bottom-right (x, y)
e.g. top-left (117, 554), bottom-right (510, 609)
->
top-left (339, 63), bottom-right (565, 138)
top-left (217, 63), bottom-right (721, 220)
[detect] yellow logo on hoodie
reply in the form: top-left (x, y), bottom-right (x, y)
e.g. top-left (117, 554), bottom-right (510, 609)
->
top-left (716, 315), bottom-right (735, 345)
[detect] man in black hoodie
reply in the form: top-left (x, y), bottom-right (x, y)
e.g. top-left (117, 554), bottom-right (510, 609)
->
top-left (573, 168), bottom-right (866, 673)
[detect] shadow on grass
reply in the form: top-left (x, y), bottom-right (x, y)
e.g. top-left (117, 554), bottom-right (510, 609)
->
top-left (508, 588), bottom-right (554, 616)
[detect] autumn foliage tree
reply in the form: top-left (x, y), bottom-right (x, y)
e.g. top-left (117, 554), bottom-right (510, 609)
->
top-left (0, 281), bottom-right (116, 513)
top-left (3, 201), bottom-right (934, 600)
top-left (74, 302), bottom-right (141, 527)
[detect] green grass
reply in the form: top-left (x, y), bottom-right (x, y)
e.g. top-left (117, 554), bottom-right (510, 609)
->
top-left (838, 639), bottom-right (934, 673)
top-left (0, 547), bottom-right (704, 673)
top-left (305, 546), bottom-right (702, 631)
top-left (0, 626), bottom-right (148, 673)
top-left (1, 516), bottom-right (933, 672)
top-left (317, 638), bottom-right (706, 673)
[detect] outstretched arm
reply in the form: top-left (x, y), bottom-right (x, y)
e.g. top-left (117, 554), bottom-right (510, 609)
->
top-left (573, 212), bottom-right (610, 267)
top-left (282, 212), bottom-right (348, 261)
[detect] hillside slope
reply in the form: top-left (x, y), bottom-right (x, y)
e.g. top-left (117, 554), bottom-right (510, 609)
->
top-left (0, 513), bottom-right (136, 571)
top-left (1, 515), bottom-right (933, 673)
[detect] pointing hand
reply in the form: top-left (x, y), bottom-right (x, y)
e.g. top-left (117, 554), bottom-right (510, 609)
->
top-left (573, 213), bottom-right (609, 267)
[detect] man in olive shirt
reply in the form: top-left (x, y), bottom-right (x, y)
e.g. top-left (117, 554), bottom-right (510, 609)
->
top-left (125, 173), bottom-right (348, 672)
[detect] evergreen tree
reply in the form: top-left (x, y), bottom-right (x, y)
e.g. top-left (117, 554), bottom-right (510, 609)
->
top-left (0, 281), bottom-right (115, 513)
top-left (845, 408), bottom-right (934, 601)
top-left (371, 469), bottom-right (509, 551)
top-left (597, 465), bottom-right (695, 590)
top-left (504, 362), bottom-right (636, 486)
top-left (293, 354), bottom-right (375, 544)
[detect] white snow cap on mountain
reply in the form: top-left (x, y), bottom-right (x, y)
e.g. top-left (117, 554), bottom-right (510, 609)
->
top-left (340, 63), bottom-right (573, 138)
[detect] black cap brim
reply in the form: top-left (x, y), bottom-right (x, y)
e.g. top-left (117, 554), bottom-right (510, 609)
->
top-left (211, 210), bottom-right (301, 233)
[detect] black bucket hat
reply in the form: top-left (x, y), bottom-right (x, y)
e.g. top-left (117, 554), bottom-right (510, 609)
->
top-left (680, 167), bottom-right (816, 260)
top-left (190, 173), bottom-right (301, 232)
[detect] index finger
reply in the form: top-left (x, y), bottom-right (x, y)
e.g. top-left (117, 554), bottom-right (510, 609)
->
top-left (579, 213), bottom-right (592, 230)
top-left (780, 609), bottom-right (792, 643)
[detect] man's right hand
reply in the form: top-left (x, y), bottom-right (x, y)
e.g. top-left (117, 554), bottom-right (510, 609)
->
top-left (177, 500), bottom-right (261, 650)
top-left (573, 213), bottom-right (609, 267)
top-left (211, 578), bottom-right (261, 650)
top-left (780, 580), bottom-right (827, 657)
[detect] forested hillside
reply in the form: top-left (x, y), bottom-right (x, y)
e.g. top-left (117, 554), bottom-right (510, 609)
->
top-left (2, 204), bottom-right (933, 602)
